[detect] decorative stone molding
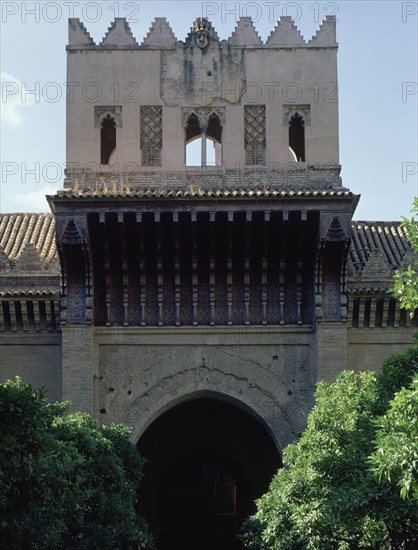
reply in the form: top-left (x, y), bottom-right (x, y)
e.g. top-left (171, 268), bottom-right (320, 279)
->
top-left (193, 17), bottom-right (211, 49)
top-left (182, 107), bottom-right (225, 130)
top-left (140, 106), bottom-right (163, 167)
top-left (244, 105), bottom-right (266, 165)
top-left (283, 104), bottom-right (311, 126)
top-left (94, 106), bottom-right (122, 127)
top-left (320, 212), bottom-right (351, 242)
top-left (186, 18), bottom-right (219, 49)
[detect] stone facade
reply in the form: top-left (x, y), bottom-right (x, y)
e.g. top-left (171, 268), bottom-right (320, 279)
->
top-left (1, 17), bottom-right (417, 545)
top-left (1, 16), bottom-right (416, 453)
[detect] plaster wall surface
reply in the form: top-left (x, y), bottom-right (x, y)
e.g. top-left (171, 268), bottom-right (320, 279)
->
top-left (0, 338), bottom-right (62, 402)
top-left (347, 328), bottom-right (416, 372)
top-left (67, 50), bottom-right (162, 169)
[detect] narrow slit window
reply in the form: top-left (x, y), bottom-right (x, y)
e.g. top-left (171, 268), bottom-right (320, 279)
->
top-left (101, 114), bottom-right (116, 165)
top-left (289, 113), bottom-right (305, 162)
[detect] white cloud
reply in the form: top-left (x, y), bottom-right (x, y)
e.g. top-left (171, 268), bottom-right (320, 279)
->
top-left (13, 185), bottom-right (57, 212)
top-left (1, 72), bottom-right (37, 127)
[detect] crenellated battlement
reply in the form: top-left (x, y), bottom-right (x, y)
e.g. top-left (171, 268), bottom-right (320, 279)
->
top-left (66, 14), bottom-right (340, 178)
top-left (99, 17), bottom-right (138, 47)
top-left (68, 16), bottom-right (337, 49)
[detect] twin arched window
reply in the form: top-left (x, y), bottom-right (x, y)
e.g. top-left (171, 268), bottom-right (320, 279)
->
top-left (185, 112), bottom-right (222, 166)
top-left (97, 107), bottom-right (307, 166)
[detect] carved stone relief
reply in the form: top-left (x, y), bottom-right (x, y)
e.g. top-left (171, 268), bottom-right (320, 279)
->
top-left (244, 105), bottom-right (266, 164)
top-left (282, 104), bottom-right (311, 126)
top-left (94, 106), bottom-right (122, 127)
top-left (182, 107), bottom-right (225, 130)
top-left (140, 106), bottom-right (163, 166)
top-left (192, 18), bottom-right (212, 49)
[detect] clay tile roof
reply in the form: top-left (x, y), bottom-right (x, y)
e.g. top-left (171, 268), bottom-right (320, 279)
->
top-left (53, 187), bottom-right (355, 200)
top-left (0, 213), bottom-right (57, 263)
top-left (350, 221), bottom-right (410, 271)
top-left (0, 289), bottom-right (59, 297)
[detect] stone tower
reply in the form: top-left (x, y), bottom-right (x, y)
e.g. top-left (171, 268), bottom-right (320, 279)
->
top-left (45, 16), bottom-right (355, 544)
top-left (50, 14), bottom-right (355, 419)
top-left (0, 15), bottom-right (413, 548)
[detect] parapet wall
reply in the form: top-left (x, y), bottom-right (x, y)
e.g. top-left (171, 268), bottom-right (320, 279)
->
top-left (68, 16), bottom-right (337, 49)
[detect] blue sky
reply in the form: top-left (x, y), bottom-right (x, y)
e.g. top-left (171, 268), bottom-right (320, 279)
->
top-left (1, 0), bottom-right (417, 220)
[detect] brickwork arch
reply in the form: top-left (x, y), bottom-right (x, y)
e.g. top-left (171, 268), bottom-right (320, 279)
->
top-left (132, 388), bottom-right (281, 450)
top-left (97, 330), bottom-right (316, 452)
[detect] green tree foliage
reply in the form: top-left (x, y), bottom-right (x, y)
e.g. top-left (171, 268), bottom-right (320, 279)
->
top-left (0, 377), bottom-right (154, 549)
top-left (370, 375), bottom-right (418, 501)
top-left (240, 343), bottom-right (418, 550)
top-left (392, 197), bottom-right (418, 317)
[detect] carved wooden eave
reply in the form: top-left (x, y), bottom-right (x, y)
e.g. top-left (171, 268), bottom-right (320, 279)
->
top-left (3, 211), bottom-right (414, 331)
top-left (48, 188), bottom-right (357, 328)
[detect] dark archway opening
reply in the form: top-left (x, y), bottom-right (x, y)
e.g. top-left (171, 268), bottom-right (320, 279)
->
top-left (137, 397), bottom-right (281, 550)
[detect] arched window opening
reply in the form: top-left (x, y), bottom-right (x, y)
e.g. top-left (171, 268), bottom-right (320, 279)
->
top-left (185, 113), bottom-right (200, 143)
top-left (101, 114), bottom-right (116, 165)
top-left (186, 136), bottom-right (218, 166)
top-left (289, 113), bottom-right (305, 162)
top-left (207, 114), bottom-right (222, 143)
top-left (185, 113), bottom-right (222, 167)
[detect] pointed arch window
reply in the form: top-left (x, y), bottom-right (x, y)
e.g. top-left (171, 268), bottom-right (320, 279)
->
top-left (184, 109), bottom-right (223, 166)
top-left (95, 106), bottom-right (122, 166)
top-left (101, 115), bottom-right (116, 165)
top-left (289, 113), bottom-right (305, 162)
top-left (283, 105), bottom-right (310, 163)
